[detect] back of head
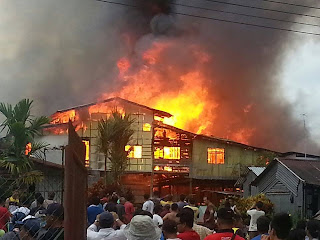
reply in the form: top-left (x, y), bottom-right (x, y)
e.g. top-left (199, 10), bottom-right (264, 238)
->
top-left (217, 207), bottom-right (235, 227)
top-left (91, 196), bottom-right (100, 206)
top-left (271, 213), bottom-right (292, 240)
top-left (48, 192), bottom-right (55, 200)
top-left (37, 196), bottom-right (45, 205)
top-left (256, 201), bottom-right (263, 210)
top-left (167, 194), bottom-right (173, 201)
top-left (163, 219), bottom-right (178, 234)
top-left (177, 208), bottom-right (194, 228)
top-left (288, 229), bottom-right (306, 240)
top-left (111, 195), bottom-right (118, 203)
top-left (144, 193), bottom-right (150, 200)
top-left (99, 211), bottom-right (114, 228)
top-left (35, 192), bottom-right (42, 200)
top-left (47, 203), bottom-right (64, 221)
top-left (180, 194), bottom-right (186, 202)
top-left (307, 220), bottom-right (320, 239)
top-left (189, 198), bottom-right (196, 205)
top-left (171, 203), bottom-right (178, 212)
top-left (154, 205), bottom-right (162, 215)
top-left (22, 218), bottom-right (41, 238)
top-left (257, 216), bottom-right (271, 234)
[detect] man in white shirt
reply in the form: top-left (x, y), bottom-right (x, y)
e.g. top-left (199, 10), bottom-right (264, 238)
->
top-left (142, 193), bottom-right (154, 214)
top-left (247, 201), bottom-right (265, 239)
top-left (87, 211), bottom-right (127, 240)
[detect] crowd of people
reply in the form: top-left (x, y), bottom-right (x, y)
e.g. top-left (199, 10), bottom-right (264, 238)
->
top-left (87, 192), bottom-right (320, 240)
top-left (0, 191), bottom-right (64, 240)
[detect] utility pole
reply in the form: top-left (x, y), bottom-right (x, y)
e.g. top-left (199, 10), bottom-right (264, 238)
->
top-left (302, 114), bottom-right (307, 158)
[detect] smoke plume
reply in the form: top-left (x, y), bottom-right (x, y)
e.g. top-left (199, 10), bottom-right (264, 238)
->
top-left (0, 0), bottom-right (319, 153)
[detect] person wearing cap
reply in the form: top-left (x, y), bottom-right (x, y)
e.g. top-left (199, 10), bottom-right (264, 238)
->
top-left (176, 208), bottom-right (201, 240)
top-left (88, 197), bottom-right (104, 226)
top-left (37, 203), bottom-right (64, 240)
top-left (204, 208), bottom-right (245, 240)
top-left (123, 214), bottom-right (162, 240)
top-left (19, 218), bottom-right (42, 240)
top-left (87, 211), bottom-right (126, 240)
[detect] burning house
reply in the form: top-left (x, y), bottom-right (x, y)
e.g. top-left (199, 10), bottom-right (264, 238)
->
top-left (40, 97), bottom-right (277, 203)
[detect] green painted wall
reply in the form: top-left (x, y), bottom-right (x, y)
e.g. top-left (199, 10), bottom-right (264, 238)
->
top-left (191, 138), bottom-right (272, 180)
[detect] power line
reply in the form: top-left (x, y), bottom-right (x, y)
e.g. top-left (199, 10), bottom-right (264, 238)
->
top-left (248, 0), bottom-right (320, 10)
top-left (95, 0), bottom-right (320, 36)
top-left (173, 2), bottom-right (320, 28)
top-left (195, 0), bottom-right (320, 19)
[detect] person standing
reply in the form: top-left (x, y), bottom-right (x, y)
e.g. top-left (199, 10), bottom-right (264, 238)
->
top-left (87, 211), bottom-right (127, 240)
top-left (43, 192), bottom-right (56, 209)
top-left (251, 216), bottom-right (270, 240)
top-left (163, 203), bottom-right (179, 222)
top-left (88, 197), bottom-right (104, 226)
top-left (204, 208), bottom-right (245, 240)
top-left (177, 194), bottom-right (188, 210)
top-left (261, 213), bottom-right (292, 240)
top-left (247, 201), bottom-right (265, 239)
top-left (203, 197), bottom-right (216, 230)
top-left (0, 199), bottom-right (10, 232)
top-left (116, 197), bottom-right (126, 222)
top-left (162, 219), bottom-right (180, 240)
top-left (184, 198), bottom-right (199, 223)
top-left (177, 208), bottom-right (201, 240)
top-left (30, 193), bottom-right (42, 209)
top-left (142, 194), bottom-right (154, 214)
top-left (5, 190), bottom-right (19, 213)
top-left (124, 198), bottom-right (134, 224)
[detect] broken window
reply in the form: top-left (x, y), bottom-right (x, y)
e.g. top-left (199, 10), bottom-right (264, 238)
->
top-left (154, 147), bottom-right (180, 159)
top-left (125, 145), bottom-right (142, 158)
top-left (82, 140), bottom-right (90, 168)
top-left (143, 123), bottom-right (151, 131)
top-left (207, 148), bottom-right (225, 164)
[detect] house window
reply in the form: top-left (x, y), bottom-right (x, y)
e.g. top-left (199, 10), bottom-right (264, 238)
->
top-left (207, 148), bottom-right (225, 164)
top-left (154, 147), bottom-right (180, 159)
top-left (125, 145), bottom-right (142, 158)
top-left (143, 123), bottom-right (151, 132)
top-left (82, 140), bottom-right (90, 168)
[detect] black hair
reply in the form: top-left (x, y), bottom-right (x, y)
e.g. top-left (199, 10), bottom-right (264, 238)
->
top-left (164, 204), bottom-right (170, 210)
top-left (48, 192), bottom-right (55, 200)
top-left (257, 216), bottom-right (271, 234)
top-left (271, 213), bottom-right (292, 239)
top-left (224, 201), bottom-right (231, 209)
top-left (20, 196), bottom-right (30, 207)
top-left (163, 219), bottom-right (178, 234)
top-left (307, 220), bottom-right (320, 239)
top-left (35, 192), bottom-right (42, 200)
top-left (133, 209), bottom-right (153, 219)
top-left (189, 198), bottom-right (195, 205)
top-left (37, 196), bottom-right (45, 205)
top-left (177, 208), bottom-right (194, 228)
top-left (171, 203), bottom-right (178, 211)
top-left (144, 194), bottom-right (150, 200)
top-left (91, 196), bottom-right (100, 206)
top-left (217, 207), bottom-right (234, 225)
top-left (154, 205), bottom-right (162, 214)
top-left (256, 201), bottom-right (263, 209)
top-left (167, 195), bottom-right (173, 201)
top-left (111, 195), bottom-right (118, 203)
top-left (180, 194), bottom-right (186, 202)
top-left (288, 229), bottom-right (306, 240)
top-left (296, 220), bottom-right (306, 230)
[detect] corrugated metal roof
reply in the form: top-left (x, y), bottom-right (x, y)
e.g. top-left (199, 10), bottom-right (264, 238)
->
top-left (280, 159), bottom-right (320, 186)
top-left (248, 167), bottom-right (266, 176)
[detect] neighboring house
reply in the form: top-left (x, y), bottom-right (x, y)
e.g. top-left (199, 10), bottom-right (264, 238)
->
top-left (251, 158), bottom-right (320, 218)
top-left (39, 97), bottom-right (277, 203)
top-left (235, 167), bottom-right (265, 197)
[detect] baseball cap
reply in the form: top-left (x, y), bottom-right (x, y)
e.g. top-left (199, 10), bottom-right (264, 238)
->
top-left (22, 218), bottom-right (41, 238)
top-left (217, 207), bottom-right (235, 220)
top-left (99, 212), bottom-right (114, 227)
top-left (46, 203), bottom-right (64, 218)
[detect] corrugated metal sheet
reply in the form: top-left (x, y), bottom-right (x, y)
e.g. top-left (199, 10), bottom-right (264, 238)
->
top-left (276, 162), bottom-right (299, 195)
top-left (248, 167), bottom-right (265, 176)
top-left (258, 164), bottom-right (278, 192)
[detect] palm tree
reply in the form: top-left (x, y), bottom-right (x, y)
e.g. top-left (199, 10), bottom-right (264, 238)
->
top-left (0, 99), bottom-right (49, 185)
top-left (97, 111), bottom-right (134, 184)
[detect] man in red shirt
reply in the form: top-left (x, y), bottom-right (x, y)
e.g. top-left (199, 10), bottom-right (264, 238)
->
top-left (177, 208), bottom-right (201, 240)
top-left (0, 199), bottom-right (10, 231)
top-left (124, 198), bottom-right (134, 224)
top-left (204, 208), bottom-right (245, 240)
